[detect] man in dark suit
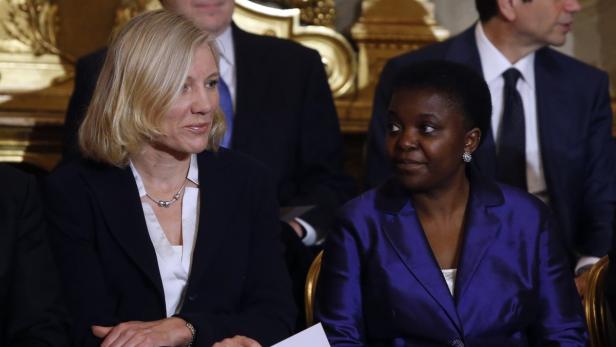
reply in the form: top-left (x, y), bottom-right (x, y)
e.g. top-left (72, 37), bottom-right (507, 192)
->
top-left (0, 164), bottom-right (69, 346)
top-left (62, 0), bottom-right (355, 326)
top-left (365, 0), bottom-right (615, 295)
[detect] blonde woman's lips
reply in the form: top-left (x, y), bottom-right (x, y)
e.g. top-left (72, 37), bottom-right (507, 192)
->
top-left (186, 122), bottom-right (210, 134)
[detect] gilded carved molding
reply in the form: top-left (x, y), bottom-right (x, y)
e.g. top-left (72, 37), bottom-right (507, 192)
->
top-left (337, 0), bottom-right (448, 133)
top-left (114, 0), bottom-right (336, 30)
top-left (278, 0), bottom-right (335, 27)
top-left (233, 0), bottom-right (356, 98)
top-left (0, 0), bottom-right (73, 93)
top-left (1, 0), bottom-right (73, 61)
top-left (0, 0), bottom-right (71, 170)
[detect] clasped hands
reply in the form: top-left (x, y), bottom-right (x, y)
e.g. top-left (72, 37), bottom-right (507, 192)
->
top-left (92, 317), bottom-right (261, 347)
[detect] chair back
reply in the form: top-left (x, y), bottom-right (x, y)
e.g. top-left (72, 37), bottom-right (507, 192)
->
top-left (305, 250), bottom-right (324, 327)
top-left (585, 256), bottom-right (612, 347)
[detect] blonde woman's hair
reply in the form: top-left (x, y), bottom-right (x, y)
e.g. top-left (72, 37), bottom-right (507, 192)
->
top-left (79, 9), bottom-right (226, 167)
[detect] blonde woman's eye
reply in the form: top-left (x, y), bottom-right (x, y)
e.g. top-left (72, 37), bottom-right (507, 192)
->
top-left (206, 79), bottom-right (219, 89)
top-left (181, 84), bottom-right (190, 93)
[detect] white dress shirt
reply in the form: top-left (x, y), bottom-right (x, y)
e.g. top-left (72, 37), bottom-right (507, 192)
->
top-left (129, 154), bottom-right (200, 317)
top-left (475, 23), bottom-right (548, 204)
top-left (475, 23), bottom-right (597, 271)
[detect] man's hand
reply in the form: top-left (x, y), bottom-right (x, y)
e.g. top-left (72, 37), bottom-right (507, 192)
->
top-left (92, 317), bottom-right (192, 347)
top-left (212, 335), bottom-right (262, 347)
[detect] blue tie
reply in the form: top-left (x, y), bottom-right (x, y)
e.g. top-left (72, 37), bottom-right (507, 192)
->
top-left (218, 77), bottom-right (233, 148)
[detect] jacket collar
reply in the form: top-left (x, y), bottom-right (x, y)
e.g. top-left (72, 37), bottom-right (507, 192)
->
top-left (375, 166), bottom-right (504, 214)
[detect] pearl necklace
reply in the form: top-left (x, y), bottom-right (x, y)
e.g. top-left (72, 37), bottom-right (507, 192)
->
top-left (145, 179), bottom-right (187, 208)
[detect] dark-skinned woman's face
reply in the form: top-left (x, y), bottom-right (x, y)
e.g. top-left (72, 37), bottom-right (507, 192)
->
top-left (386, 88), bottom-right (474, 192)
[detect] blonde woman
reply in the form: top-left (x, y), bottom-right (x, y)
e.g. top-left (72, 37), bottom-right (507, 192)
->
top-left (45, 10), bottom-right (295, 347)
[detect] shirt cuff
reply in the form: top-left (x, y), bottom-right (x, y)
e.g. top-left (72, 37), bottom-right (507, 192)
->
top-left (575, 256), bottom-right (601, 275)
top-left (295, 217), bottom-right (317, 246)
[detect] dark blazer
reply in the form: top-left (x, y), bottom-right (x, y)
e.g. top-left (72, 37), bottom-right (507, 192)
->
top-left (0, 164), bottom-right (69, 346)
top-left (315, 172), bottom-right (587, 346)
top-left (44, 150), bottom-right (296, 346)
top-left (365, 25), bottom-right (615, 259)
top-left (62, 23), bottom-right (356, 235)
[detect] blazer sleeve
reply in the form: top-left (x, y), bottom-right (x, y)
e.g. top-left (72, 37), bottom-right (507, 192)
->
top-left (314, 215), bottom-right (367, 346)
top-left (577, 72), bottom-right (616, 257)
top-left (5, 172), bottom-right (70, 347)
top-left (176, 168), bottom-right (296, 346)
top-left (286, 49), bottom-right (357, 238)
top-left (43, 170), bottom-right (119, 346)
top-left (532, 216), bottom-right (588, 345)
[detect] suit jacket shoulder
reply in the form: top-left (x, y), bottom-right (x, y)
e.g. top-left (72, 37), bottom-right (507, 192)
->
top-left (538, 46), bottom-right (608, 78)
top-left (385, 26), bottom-right (478, 71)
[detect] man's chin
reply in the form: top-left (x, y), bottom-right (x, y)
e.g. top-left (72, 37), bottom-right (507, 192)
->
top-left (196, 19), bottom-right (231, 35)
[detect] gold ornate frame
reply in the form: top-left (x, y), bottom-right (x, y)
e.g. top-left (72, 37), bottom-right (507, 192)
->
top-left (233, 0), bottom-right (356, 98)
top-left (0, 0), bottom-right (73, 170)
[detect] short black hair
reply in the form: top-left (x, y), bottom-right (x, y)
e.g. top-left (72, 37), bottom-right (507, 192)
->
top-left (476, 0), bottom-right (533, 22)
top-left (391, 60), bottom-right (492, 146)
top-left (475, 0), bottom-right (499, 22)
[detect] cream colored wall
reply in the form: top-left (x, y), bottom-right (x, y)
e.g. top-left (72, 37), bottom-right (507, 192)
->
top-left (432, 0), bottom-right (476, 35)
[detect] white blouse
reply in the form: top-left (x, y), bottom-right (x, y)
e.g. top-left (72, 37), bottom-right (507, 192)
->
top-left (129, 154), bottom-right (200, 317)
top-left (441, 269), bottom-right (457, 296)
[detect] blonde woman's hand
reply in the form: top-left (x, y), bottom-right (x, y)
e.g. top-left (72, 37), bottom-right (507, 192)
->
top-left (92, 317), bottom-right (192, 347)
top-left (212, 335), bottom-right (262, 347)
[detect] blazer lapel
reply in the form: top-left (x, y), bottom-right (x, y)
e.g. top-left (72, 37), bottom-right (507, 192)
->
top-left (377, 182), bottom-right (463, 335)
top-left (185, 151), bottom-right (237, 286)
top-left (83, 164), bottom-right (165, 300)
top-left (454, 172), bottom-right (503, 300)
top-left (231, 23), bottom-right (269, 151)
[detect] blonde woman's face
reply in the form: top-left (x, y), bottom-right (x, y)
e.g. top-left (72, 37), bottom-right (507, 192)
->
top-left (156, 45), bottom-right (219, 156)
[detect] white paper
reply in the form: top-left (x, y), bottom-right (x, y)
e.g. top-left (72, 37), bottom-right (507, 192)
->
top-left (271, 323), bottom-right (331, 347)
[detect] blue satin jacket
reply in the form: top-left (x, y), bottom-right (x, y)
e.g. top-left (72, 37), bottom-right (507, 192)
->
top-left (315, 172), bottom-right (587, 347)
